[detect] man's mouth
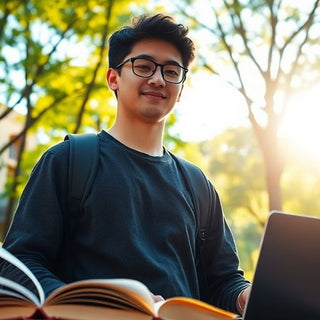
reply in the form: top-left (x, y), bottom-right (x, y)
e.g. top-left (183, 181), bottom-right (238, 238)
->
top-left (141, 91), bottom-right (166, 100)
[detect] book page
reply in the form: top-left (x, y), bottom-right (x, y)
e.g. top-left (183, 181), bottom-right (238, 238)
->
top-left (158, 297), bottom-right (238, 320)
top-left (0, 277), bottom-right (39, 305)
top-left (45, 278), bottom-right (156, 316)
top-left (0, 247), bottom-right (44, 305)
top-left (44, 304), bottom-right (152, 320)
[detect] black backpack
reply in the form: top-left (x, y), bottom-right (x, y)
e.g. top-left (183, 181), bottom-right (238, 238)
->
top-left (64, 133), bottom-right (211, 296)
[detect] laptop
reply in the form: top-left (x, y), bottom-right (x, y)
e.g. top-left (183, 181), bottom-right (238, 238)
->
top-left (243, 210), bottom-right (320, 320)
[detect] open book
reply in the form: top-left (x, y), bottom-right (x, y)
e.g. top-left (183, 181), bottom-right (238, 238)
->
top-left (0, 247), bottom-right (238, 320)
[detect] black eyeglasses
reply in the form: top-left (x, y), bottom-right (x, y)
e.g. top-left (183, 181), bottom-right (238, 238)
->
top-left (116, 57), bottom-right (188, 84)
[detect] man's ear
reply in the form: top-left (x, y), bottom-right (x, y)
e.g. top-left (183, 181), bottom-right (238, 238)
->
top-left (106, 68), bottom-right (119, 91)
top-left (177, 83), bottom-right (184, 102)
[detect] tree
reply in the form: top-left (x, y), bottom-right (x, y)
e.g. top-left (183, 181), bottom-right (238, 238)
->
top-left (172, 0), bottom-right (320, 212)
top-left (199, 126), bottom-right (320, 275)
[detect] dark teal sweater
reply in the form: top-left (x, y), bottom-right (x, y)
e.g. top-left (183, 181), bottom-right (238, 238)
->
top-left (2, 130), bottom-right (249, 312)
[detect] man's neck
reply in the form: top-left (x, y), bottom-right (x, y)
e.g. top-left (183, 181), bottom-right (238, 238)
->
top-left (108, 121), bottom-right (165, 156)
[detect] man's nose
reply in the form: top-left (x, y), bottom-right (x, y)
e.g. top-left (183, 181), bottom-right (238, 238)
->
top-left (148, 66), bottom-right (166, 86)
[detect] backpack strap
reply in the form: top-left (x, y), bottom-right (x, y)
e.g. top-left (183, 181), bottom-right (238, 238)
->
top-left (184, 163), bottom-right (210, 241)
top-left (64, 133), bottom-right (99, 208)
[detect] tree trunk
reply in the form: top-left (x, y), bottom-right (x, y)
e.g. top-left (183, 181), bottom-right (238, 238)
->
top-left (264, 148), bottom-right (283, 211)
top-left (254, 122), bottom-right (284, 212)
top-left (2, 120), bottom-right (28, 238)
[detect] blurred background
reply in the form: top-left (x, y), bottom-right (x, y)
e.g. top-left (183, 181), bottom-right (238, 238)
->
top-left (1, 0), bottom-right (319, 280)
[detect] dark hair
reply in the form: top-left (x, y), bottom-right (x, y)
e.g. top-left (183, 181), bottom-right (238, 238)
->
top-left (108, 13), bottom-right (195, 69)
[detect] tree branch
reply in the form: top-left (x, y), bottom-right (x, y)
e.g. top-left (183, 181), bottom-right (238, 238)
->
top-left (224, 0), bottom-right (265, 77)
top-left (73, 0), bottom-right (114, 133)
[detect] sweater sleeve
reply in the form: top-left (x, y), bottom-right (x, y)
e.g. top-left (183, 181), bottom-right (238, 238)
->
top-left (1, 141), bottom-right (70, 297)
top-left (201, 181), bottom-right (250, 313)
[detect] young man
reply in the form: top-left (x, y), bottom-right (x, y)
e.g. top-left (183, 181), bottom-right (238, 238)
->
top-left (1, 14), bottom-right (250, 314)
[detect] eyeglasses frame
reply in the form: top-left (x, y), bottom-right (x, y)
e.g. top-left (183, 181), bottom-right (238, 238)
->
top-left (115, 57), bottom-right (188, 84)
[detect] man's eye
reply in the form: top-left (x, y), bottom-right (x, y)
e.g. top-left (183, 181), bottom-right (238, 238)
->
top-left (136, 64), bottom-right (152, 71)
top-left (164, 66), bottom-right (180, 77)
top-left (165, 69), bottom-right (179, 76)
top-left (134, 60), bottom-right (154, 73)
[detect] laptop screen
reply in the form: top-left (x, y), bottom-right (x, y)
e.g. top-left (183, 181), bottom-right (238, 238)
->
top-left (243, 211), bottom-right (320, 320)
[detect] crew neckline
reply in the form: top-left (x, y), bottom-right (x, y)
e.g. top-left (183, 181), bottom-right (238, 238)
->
top-left (100, 130), bottom-right (171, 162)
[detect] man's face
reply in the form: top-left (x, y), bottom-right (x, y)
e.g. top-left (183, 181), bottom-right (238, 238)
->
top-left (107, 38), bottom-right (185, 124)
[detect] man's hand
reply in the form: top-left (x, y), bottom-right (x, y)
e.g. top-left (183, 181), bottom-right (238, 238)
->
top-left (151, 293), bottom-right (165, 303)
top-left (236, 286), bottom-right (251, 315)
